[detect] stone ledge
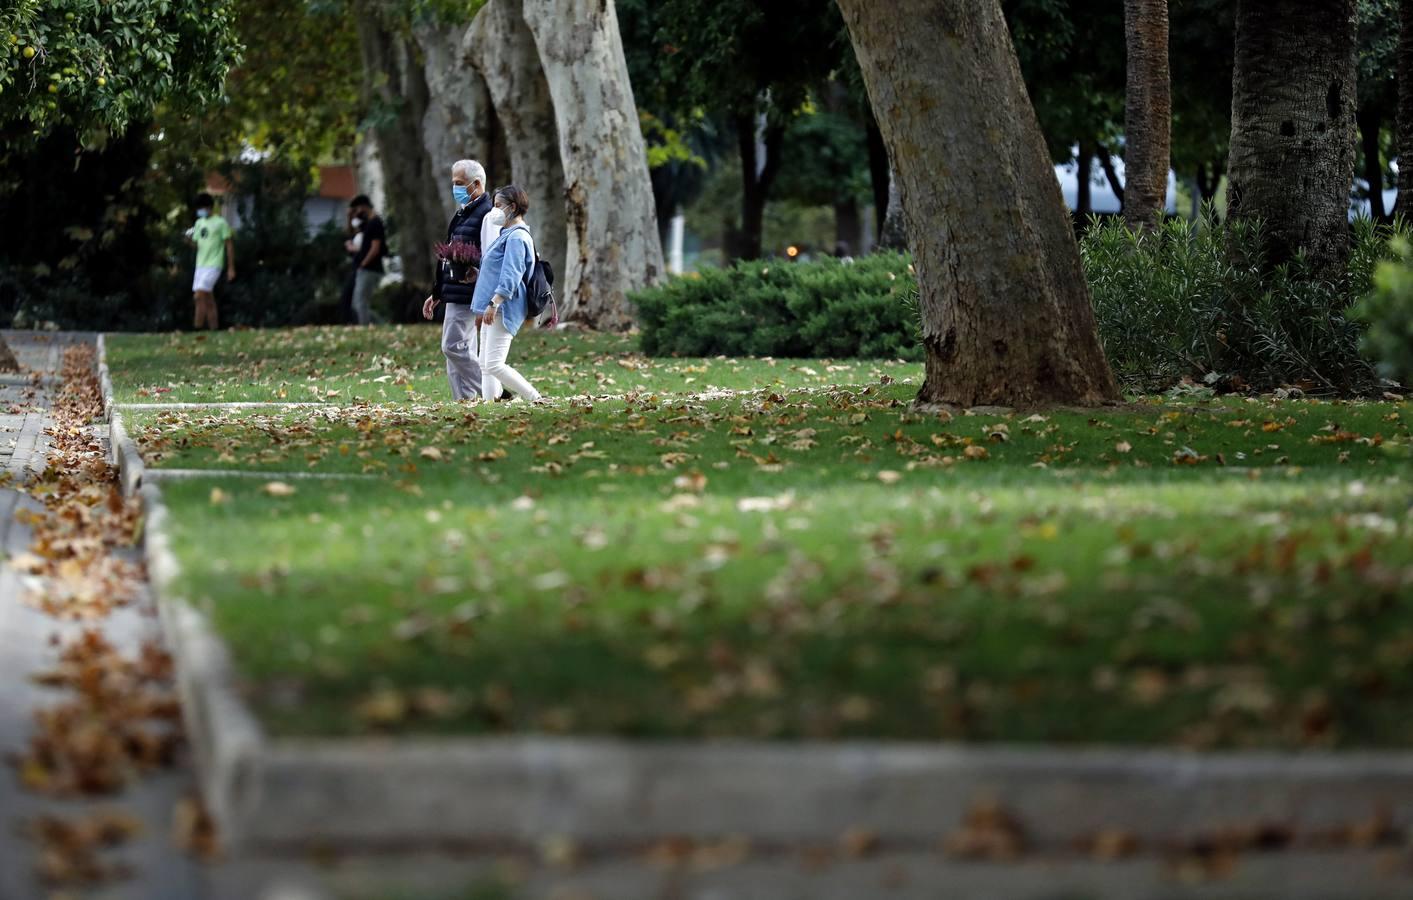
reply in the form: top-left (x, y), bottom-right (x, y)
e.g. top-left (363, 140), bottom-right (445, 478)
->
top-left (98, 334), bottom-right (1413, 856)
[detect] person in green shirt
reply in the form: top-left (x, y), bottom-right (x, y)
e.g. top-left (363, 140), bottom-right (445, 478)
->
top-left (184, 192), bottom-right (236, 330)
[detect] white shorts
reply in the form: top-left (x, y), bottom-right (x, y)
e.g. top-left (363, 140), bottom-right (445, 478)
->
top-left (192, 266), bottom-right (222, 293)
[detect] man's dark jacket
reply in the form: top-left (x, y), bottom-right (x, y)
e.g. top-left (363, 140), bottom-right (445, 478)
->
top-left (432, 192), bottom-right (493, 305)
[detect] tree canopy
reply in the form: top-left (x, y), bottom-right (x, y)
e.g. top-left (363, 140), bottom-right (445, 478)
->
top-left (1, 0), bottom-right (241, 146)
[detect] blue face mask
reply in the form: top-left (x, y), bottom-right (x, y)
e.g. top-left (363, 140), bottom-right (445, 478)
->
top-left (196, 208), bottom-right (210, 219)
top-left (452, 185), bottom-right (471, 206)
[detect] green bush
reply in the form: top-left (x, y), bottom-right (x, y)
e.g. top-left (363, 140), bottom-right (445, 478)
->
top-left (634, 252), bottom-right (921, 361)
top-left (1350, 235), bottom-right (1413, 386)
top-left (1082, 214), bottom-right (1401, 393)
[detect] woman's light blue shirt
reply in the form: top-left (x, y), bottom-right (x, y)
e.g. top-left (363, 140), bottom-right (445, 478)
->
top-left (471, 225), bottom-right (534, 335)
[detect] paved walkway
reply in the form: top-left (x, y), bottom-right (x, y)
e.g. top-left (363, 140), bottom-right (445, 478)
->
top-left (0, 332), bottom-right (203, 900)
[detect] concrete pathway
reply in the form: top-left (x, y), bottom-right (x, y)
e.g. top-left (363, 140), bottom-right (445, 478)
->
top-left (0, 332), bottom-right (204, 900)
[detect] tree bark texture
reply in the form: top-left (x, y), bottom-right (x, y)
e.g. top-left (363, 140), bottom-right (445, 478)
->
top-left (466, 0), bottom-right (568, 290)
top-left (837, 0), bottom-right (1119, 408)
top-left (417, 20), bottom-right (495, 213)
top-left (355, 5), bottom-right (446, 293)
top-left (879, 167), bottom-right (908, 251)
top-left (1399, 0), bottom-right (1413, 213)
top-left (1225, 0), bottom-right (1357, 281)
top-left (1358, 105), bottom-right (1388, 222)
top-left (520, 0), bottom-right (664, 330)
top-left (1123, 0), bottom-right (1171, 231)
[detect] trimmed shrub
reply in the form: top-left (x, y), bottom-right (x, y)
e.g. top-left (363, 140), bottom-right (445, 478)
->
top-left (1351, 234), bottom-right (1413, 387)
top-left (635, 252), bottom-right (921, 361)
top-left (1082, 215), bottom-right (1400, 393)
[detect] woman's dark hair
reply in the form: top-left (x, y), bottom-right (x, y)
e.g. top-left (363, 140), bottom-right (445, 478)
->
top-left (494, 185), bottom-right (530, 220)
top-left (195, 192), bottom-right (214, 208)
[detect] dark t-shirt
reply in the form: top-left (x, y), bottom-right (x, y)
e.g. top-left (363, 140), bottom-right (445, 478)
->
top-left (353, 215), bottom-right (386, 273)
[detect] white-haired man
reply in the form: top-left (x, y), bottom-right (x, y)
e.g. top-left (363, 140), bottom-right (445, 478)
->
top-left (423, 159), bottom-right (507, 399)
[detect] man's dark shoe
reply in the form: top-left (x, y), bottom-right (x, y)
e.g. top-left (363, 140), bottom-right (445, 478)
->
top-left (498, 388), bottom-right (513, 402)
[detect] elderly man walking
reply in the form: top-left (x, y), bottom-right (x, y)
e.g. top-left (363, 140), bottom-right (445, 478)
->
top-left (423, 159), bottom-right (506, 400)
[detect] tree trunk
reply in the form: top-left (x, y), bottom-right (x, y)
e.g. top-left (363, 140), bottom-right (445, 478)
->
top-left (834, 196), bottom-right (863, 255)
top-left (417, 21), bottom-right (494, 209)
top-left (466, 0), bottom-right (568, 291)
top-left (1358, 105), bottom-right (1388, 222)
top-left (0, 339), bottom-right (20, 373)
top-left (354, 5), bottom-right (445, 293)
top-left (1123, 0), bottom-right (1171, 231)
top-left (735, 114), bottom-right (785, 261)
top-left (1075, 141), bottom-right (1093, 221)
top-left (879, 168), bottom-right (908, 251)
top-left (520, 0), bottom-right (664, 330)
top-left (1096, 144), bottom-right (1126, 207)
top-left (837, 0), bottom-right (1119, 408)
top-left (1226, 0), bottom-right (1357, 280)
top-left (1398, 0), bottom-right (1413, 214)
top-left (866, 118), bottom-right (891, 244)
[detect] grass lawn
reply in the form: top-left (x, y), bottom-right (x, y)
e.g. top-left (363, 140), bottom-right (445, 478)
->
top-left (110, 328), bottom-right (1413, 747)
top-left (104, 326), bottom-right (920, 404)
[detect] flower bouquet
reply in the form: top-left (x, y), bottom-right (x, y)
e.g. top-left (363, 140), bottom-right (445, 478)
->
top-left (435, 239), bottom-right (482, 284)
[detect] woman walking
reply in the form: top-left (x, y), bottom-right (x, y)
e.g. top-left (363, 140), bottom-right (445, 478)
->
top-left (473, 185), bottom-right (542, 402)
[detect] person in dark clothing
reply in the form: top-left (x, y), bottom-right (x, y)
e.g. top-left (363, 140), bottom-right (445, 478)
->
top-left (348, 195), bottom-right (385, 325)
top-left (422, 159), bottom-right (503, 400)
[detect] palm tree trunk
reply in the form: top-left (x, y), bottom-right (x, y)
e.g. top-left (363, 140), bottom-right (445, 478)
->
top-left (837, 0), bottom-right (1119, 408)
top-left (1397, 0), bottom-right (1413, 214)
top-left (1123, 0), bottom-right (1171, 231)
top-left (1226, 0), bottom-right (1357, 280)
top-left (1358, 105), bottom-right (1388, 222)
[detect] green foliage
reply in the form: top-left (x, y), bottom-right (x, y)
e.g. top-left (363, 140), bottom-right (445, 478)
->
top-left (1082, 215), bottom-right (1403, 394)
top-left (635, 254), bottom-right (921, 361)
top-left (0, 0), bottom-right (241, 146)
top-left (773, 107), bottom-right (871, 207)
top-left (1351, 234), bottom-right (1413, 386)
top-left (204, 163), bottom-right (350, 327)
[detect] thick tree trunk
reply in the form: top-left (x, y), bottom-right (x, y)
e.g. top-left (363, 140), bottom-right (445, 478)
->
top-left (735, 115), bottom-right (785, 261)
top-left (1358, 105), bottom-right (1388, 222)
top-left (879, 168), bottom-right (908, 251)
top-left (417, 21), bottom-right (494, 209)
top-left (520, 0), bottom-right (663, 330)
top-left (1123, 0), bottom-right (1171, 231)
top-left (1399, 0), bottom-right (1413, 214)
top-left (355, 6), bottom-right (445, 293)
top-left (1226, 0), bottom-right (1357, 280)
top-left (837, 0), bottom-right (1119, 408)
top-left (466, 0), bottom-right (568, 291)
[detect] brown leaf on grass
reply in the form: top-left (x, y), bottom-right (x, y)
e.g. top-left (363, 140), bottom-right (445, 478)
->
top-left (963, 445), bottom-right (989, 461)
top-left (260, 481), bottom-right (296, 497)
top-left (418, 446), bottom-right (444, 461)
